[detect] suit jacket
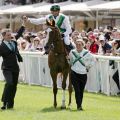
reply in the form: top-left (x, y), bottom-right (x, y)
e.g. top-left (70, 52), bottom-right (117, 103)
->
top-left (0, 26), bottom-right (25, 72)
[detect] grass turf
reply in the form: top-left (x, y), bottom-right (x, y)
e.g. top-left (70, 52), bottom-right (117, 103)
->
top-left (0, 81), bottom-right (119, 120)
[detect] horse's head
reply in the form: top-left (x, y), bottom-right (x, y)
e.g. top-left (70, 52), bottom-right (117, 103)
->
top-left (46, 19), bottom-right (55, 27)
top-left (45, 19), bottom-right (65, 54)
top-left (46, 19), bottom-right (56, 45)
top-left (44, 19), bottom-right (56, 52)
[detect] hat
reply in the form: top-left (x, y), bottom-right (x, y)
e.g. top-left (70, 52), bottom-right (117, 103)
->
top-left (75, 38), bottom-right (85, 47)
top-left (99, 35), bottom-right (105, 41)
top-left (46, 19), bottom-right (55, 27)
top-left (88, 35), bottom-right (96, 40)
top-left (50, 5), bottom-right (60, 11)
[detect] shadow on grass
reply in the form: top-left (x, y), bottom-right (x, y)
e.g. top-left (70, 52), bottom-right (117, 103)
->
top-left (40, 106), bottom-right (61, 113)
top-left (86, 93), bottom-right (120, 102)
top-left (40, 106), bottom-right (71, 113)
top-left (0, 108), bottom-right (15, 112)
top-left (69, 109), bottom-right (85, 112)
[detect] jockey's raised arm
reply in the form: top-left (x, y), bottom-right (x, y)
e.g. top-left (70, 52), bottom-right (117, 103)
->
top-left (28, 17), bottom-right (46, 25)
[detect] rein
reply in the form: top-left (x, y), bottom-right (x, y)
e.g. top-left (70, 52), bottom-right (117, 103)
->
top-left (46, 27), bottom-right (67, 56)
top-left (50, 45), bottom-right (66, 56)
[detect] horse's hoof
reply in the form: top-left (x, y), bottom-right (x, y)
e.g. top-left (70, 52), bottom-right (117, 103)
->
top-left (61, 106), bottom-right (66, 109)
top-left (68, 105), bottom-right (72, 110)
top-left (54, 106), bottom-right (57, 109)
top-left (54, 104), bottom-right (57, 108)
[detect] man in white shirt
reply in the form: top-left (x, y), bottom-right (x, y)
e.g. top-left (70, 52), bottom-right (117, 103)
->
top-left (24, 5), bottom-right (73, 52)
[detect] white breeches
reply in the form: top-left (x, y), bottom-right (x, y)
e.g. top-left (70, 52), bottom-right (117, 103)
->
top-left (63, 35), bottom-right (70, 45)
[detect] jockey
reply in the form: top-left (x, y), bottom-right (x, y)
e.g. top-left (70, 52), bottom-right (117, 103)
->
top-left (25, 5), bottom-right (73, 52)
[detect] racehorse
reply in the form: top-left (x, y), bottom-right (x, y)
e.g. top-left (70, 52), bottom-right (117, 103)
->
top-left (45, 19), bottom-right (72, 109)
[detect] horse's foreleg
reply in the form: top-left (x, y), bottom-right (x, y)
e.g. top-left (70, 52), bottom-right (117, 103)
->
top-left (51, 72), bottom-right (58, 108)
top-left (53, 83), bottom-right (57, 108)
top-left (61, 90), bottom-right (66, 109)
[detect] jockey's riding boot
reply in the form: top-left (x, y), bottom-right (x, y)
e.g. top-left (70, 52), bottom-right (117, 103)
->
top-left (65, 43), bottom-right (74, 53)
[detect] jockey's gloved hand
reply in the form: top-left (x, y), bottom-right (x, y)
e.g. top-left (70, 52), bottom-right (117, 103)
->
top-left (61, 33), bottom-right (65, 38)
top-left (44, 51), bottom-right (48, 55)
top-left (44, 45), bottom-right (49, 55)
top-left (44, 45), bottom-right (49, 51)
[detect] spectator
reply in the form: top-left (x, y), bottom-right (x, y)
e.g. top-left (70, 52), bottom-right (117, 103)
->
top-left (85, 40), bottom-right (91, 51)
top-left (112, 70), bottom-right (120, 95)
top-left (111, 39), bottom-right (120, 95)
top-left (88, 35), bottom-right (99, 54)
top-left (19, 40), bottom-right (27, 51)
top-left (98, 35), bottom-right (112, 55)
top-left (23, 34), bottom-right (32, 51)
top-left (30, 37), bottom-right (44, 51)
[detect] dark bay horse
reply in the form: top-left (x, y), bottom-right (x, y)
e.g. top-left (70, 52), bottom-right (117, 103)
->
top-left (45, 22), bottom-right (72, 109)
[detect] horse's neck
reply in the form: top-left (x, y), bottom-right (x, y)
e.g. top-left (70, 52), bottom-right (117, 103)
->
top-left (49, 28), bottom-right (65, 54)
top-left (53, 39), bottom-right (65, 54)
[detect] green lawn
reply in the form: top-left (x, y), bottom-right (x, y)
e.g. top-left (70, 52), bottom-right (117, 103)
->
top-left (0, 81), bottom-right (119, 120)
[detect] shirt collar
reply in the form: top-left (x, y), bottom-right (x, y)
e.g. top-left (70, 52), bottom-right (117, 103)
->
top-left (3, 40), bottom-right (12, 43)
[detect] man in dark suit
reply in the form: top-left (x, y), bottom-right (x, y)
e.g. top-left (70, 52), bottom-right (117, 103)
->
top-left (0, 23), bottom-right (25, 110)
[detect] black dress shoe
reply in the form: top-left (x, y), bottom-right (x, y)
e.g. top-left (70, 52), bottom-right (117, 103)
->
top-left (1, 106), bottom-right (6, 110)
top-left (7, 106), bottom-right (13, 109)
top-left (6, 101), bottom-right (14, 109)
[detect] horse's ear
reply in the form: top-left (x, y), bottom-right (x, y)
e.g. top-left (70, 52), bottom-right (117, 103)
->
top-left (46, 19), bottom-right (55, 27)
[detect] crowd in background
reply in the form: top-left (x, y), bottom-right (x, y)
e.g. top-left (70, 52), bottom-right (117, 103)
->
top-left (3, 0), bottom-right (94, 5)
top-left (3, 0), bottom-right (75, 5)
top-left (0, 24), bottom-right (120, 56)
top-left (17, 30), bottom-right (46, 52)
top-left (4, 0), bottom-right (43, 5)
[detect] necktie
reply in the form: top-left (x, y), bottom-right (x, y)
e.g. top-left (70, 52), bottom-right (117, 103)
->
top-left (53, 16), bottom-right (57, 19)
top-left (8, 42), bottom-right (14, 51)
